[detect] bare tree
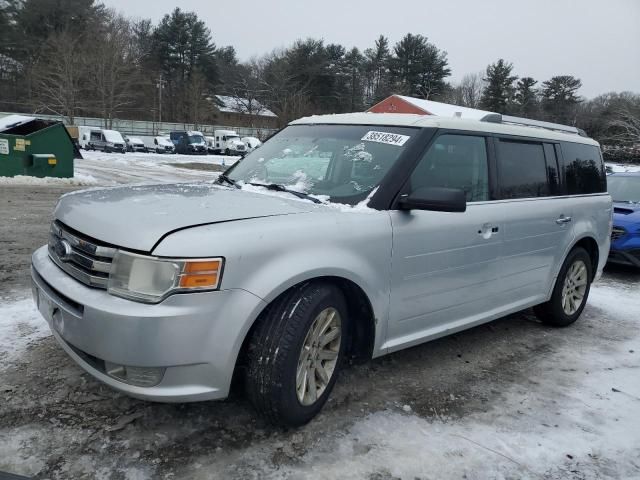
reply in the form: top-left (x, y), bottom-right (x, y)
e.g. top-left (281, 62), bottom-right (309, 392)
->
top-left (186, 69), bottom-right (209, 126)
top-left (605, 108), bottom-right (640, 146)
top-left (87, 12), bottom-right (139, 128)
top-left (32, 30), bottom-right (86, 123)
top-left (459, 72), bottom-right (485, 108)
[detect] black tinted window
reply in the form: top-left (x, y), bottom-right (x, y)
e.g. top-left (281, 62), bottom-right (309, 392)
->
top-left (497, 140), bottom-right (550, 199)
top-left (561, 142), bottom-right (606, 194)
top-left (411, 134), bottom-right (489, 202)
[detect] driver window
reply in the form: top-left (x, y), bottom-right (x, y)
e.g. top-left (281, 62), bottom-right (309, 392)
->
top-left (411, 134), bottom-right (489, 202)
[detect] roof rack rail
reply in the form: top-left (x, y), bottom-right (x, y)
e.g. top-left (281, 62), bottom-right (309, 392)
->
top-left (480, 113), bottom-right (588, 137)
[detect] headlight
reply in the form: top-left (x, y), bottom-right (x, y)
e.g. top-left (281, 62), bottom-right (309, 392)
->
top-left (107, 251), bottom-right (223, 303)
top-left (107, 142), bottom-right (114, 147)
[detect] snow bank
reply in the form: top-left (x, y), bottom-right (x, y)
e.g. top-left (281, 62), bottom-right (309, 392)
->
top-left (0, 173), bottom-right (99, 186)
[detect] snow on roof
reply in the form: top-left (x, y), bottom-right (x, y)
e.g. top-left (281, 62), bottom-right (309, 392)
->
top-left (0, 114), bottom-right (35, 132)
top-left (395, 95), bottom-right (495, 120)
top-left (290, 112), bottom-right (599, 146)
top-left (214, 95), bottom-right (277, 118)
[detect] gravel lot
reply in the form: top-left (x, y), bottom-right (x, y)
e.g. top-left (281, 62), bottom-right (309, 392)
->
top-left (1, 172), bottom-right (639, 479)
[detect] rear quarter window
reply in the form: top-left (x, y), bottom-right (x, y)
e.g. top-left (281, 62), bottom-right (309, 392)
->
top-left (560, 142), bottom-right (606, 194)
top-left (496, 139), bottom-right (552, 199)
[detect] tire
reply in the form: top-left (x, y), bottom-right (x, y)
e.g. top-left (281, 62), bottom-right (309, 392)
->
top-left (225, 148), bottom-right (230, 156)
top-left (245, 282), bottom-right (348, 427)
top-left (534, 247), bottom-right (592, 327)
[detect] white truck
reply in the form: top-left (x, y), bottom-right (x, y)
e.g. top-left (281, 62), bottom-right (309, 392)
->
top-left (142, 136), bottom-right (175, 154)
top-left (211, 130), bottom-right (246, 156)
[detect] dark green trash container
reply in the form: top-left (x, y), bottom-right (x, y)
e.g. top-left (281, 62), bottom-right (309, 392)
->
top-left (0, 115), bottom-right (81, 178)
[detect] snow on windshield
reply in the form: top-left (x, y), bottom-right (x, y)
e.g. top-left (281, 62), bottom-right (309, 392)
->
top-left (227, 125), bottom-right (413, 205)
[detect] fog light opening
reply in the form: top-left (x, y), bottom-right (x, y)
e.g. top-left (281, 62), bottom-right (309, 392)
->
top-left (105, 361), bottom-right (165, 387)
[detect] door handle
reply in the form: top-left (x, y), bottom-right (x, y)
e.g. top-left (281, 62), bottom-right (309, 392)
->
top-left (478, 223), bottom-right (499, 238)
top-left (556, 215), bottom-right (572, 225)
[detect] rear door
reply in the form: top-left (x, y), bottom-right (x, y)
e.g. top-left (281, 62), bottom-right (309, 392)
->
top-left (493, 137), bottom-right (573, 306)
top-left (386, 132), bottom-right (504, 351)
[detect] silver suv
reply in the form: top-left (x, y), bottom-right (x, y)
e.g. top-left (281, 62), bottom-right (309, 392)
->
top-left (31, 113), bottom-right (611, 426)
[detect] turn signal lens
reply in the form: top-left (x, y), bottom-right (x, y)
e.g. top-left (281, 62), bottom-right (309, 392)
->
top-left (179, 259), bottom-right (222, 289)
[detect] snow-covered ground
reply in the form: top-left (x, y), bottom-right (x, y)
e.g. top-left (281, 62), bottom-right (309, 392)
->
top-left (0, 150), bottom-right (240, 187)
top-left (606, 162), bottom-right (640, 173)
top-left (0, 278), bottom-right (638, 479)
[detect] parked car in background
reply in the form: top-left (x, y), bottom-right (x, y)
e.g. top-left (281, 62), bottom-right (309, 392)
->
top-left (212, 129), bottom-right (246, 155)
top-left (88, 129), bottom-right (126, 153)
top-left (241, 136), bottom-right (262, 153)
top-left (607, 172), bottom-right (640, 268)
top-left (170, 130), bottom-right (207, 155)
top-left (31, 112), bottom-right (610, 427)
top-left (124, 136), bottom-right (147, 153)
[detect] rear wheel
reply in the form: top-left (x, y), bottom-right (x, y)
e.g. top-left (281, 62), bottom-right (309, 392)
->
top-left (534, 247), bottom-right (592, 327)
top-left (245, 282), bottom-right (347, 427)
top-left (225, 148), bottom-right (231, 156)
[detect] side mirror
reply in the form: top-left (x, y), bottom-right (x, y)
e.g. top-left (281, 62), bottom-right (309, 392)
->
top-left (397, 187), bottom-right (467, 212)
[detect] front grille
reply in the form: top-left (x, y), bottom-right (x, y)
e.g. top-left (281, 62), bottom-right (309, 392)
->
top-left (48, 221), bottom-right (117, 289)
top-left (611, 226), bottom-right (627, 242)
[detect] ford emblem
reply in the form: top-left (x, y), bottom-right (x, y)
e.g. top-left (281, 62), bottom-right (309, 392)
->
top-left (54, 237), bottom-right (73, 261)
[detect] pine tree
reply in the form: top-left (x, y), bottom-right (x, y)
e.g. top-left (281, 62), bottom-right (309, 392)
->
top-left (514, 77), bottom-right (539, 117)
top-left (541, 75), bottom-right (582, 124)
top-left (480, 59), bottom-right (517, 113)
top-left (390, 33), bottom-right (450, 100)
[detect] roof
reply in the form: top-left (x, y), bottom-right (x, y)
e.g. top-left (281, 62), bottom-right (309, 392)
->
top-left (289, 112), bottom-right (599, 146)
top-left (393, 95), bottom-right (494, 120)
top-left (214, 95), bottom-right (277, 118)
top-left (0, 114), bottom-right (35, 132)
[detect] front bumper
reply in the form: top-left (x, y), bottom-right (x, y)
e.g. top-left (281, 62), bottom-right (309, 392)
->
top-left (31, 246), bottom-right (266, 402)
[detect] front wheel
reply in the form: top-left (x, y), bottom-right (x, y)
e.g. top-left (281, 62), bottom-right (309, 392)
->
top-left (245, 282), bottom-right (347, 427)
top-left (534, 247), bottom-right (592, 327)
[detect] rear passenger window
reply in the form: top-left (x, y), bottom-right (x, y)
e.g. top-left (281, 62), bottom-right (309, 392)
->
top-left (410, 134), bottom-right (489, 202)
top-left (497, 140), bottom-right (550, 199)
top-left (560, 142), bottom-right (606, 194)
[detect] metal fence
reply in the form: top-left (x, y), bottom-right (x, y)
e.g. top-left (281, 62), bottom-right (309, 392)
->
top-left (0, 112), bottom-right (277, 139)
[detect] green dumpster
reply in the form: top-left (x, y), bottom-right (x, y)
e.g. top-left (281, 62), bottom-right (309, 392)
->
top-left (0, 115), bottom-right (81, 178)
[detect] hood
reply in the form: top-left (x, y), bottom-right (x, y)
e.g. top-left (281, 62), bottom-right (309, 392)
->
top-left (613, 201), bottom-right (640, 226)
top-left (55, 183), bottom-right (316, 252)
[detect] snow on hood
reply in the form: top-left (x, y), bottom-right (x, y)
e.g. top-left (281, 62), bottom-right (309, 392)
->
top-left (55, 183), bottom-right (316, 252)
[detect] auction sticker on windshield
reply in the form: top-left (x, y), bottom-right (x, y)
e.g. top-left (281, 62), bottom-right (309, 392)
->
top-left (361, 131), bottom-right (410, 147)
top-left (0, 139), bottom-right (9, 154)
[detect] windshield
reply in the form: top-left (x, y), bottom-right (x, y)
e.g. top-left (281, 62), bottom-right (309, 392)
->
top-left (227, 124), bottom-right (416, 204)
top-left (189, 135), bottom-right (205, 144)
top-left (608, 175), bottom-right (640, 203)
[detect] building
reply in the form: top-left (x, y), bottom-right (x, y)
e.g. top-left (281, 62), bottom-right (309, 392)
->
top-left (210, 95), bottom-right (279, 130)
top-left (367, 94), bottom-right (493, 120)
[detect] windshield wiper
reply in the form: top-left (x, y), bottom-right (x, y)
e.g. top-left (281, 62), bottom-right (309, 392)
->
top-left (247, 182), bottom-right (323, 204)
top-left (217, 173), bottom-right (240, 188)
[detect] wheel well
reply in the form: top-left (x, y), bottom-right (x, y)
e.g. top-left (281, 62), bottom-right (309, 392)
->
top-left (235, 276), bottom-right (376, 372)
top-left (572, 237), bottom-right (599, 279)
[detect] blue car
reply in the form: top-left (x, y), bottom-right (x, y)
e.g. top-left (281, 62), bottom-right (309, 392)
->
top-left (608, 172), bottom-right (640, 267)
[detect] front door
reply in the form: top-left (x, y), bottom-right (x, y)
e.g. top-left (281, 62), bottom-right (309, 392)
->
top-left (386, 133), bottom-right (503, 352)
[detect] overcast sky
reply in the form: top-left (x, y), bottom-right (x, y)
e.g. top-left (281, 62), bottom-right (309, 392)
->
top-left (103, 0), bottom-right (640, 98)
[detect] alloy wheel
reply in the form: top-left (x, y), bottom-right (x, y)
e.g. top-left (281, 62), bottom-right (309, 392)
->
top-left (561, 260), bottom-right (588, 315)
top-left (296, 307), bottom-right (342, 406)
